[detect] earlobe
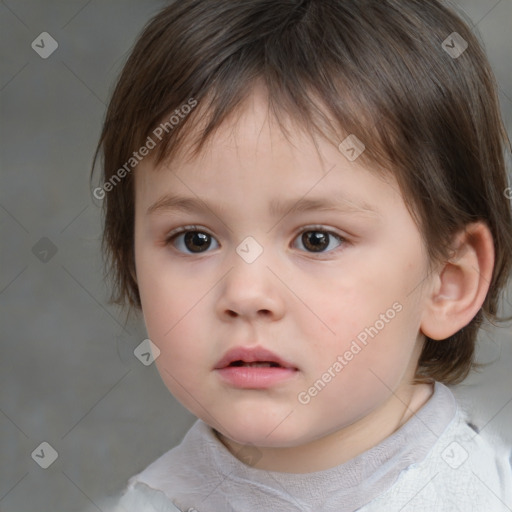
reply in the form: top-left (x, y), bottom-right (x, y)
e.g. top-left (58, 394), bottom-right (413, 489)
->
top-left (420, 222), bottom-right (495, 340)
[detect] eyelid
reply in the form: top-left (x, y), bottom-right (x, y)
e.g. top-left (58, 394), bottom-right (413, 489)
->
top-left (165, 224), bottom-right (347, 241)
top-left (295, 224), bottom-right (346, 237)
top-left (165, 224), bottom-right (212, 239)
top-left (293, 224), bottom-right (348, 245)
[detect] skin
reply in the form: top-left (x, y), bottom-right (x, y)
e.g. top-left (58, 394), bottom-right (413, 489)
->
top-left (133, 87), bottom-right (494, 473)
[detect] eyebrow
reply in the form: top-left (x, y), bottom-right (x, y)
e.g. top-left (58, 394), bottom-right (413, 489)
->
top-left (146, 193), bottom-right (379, 218)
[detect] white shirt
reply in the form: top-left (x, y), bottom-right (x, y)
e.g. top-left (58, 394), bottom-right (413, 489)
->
top-left (109, 382), bottom-right (512, 511)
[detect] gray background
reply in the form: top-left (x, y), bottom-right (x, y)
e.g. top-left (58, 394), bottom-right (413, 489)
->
top-left (0, 1), bottom-right (511, 511)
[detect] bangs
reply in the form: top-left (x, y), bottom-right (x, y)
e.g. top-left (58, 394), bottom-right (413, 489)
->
top-left (127, 0), bottom-right (448, 175)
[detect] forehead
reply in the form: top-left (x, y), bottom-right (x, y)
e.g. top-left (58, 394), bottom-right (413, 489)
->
top-left (137, 137), bottom-right (404, 241)
top-left (134, 86), bottom-right (402, 220)
top-left (141, 86), bottom-right (390, 180)
top-left (178, 86), bottom-right (317, 167)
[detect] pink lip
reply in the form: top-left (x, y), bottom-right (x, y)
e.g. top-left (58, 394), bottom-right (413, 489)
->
top-left (214, 346), bottom-right (298, 389)
top-left (214, 346), bottom-right (297, 370)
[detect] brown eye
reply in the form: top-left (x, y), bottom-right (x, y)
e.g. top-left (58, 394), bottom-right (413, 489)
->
top-left (294, 229), bottom-right (344, 253)
top-left (302, 231), bottom-right (329, 252)
top-left (167, 228), bottom-right (219, 254)
top-left (183, 231), bottom-right (212, 252)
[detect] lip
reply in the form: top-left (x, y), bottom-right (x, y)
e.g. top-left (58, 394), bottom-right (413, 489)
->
top-left (214, 346), bottom-right (297, 370)
top-left (214, 346), bottom-right (298, 389)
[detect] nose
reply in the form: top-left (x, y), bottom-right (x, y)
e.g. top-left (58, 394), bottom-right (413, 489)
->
top-left (215, 247), bottom-right (286, 323)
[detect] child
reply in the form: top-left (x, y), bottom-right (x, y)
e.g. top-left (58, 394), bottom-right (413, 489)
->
top-left (92, 0), bottom-right (512, 510)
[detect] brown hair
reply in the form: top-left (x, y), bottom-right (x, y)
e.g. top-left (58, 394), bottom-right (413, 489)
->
top-left (92, 0), bottom-right (512, 385)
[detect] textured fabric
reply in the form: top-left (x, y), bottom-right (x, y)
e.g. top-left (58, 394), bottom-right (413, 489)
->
top-left (111, 382), bottom-right (512, 512)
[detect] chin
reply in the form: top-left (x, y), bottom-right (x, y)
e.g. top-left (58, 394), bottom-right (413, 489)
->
top-left (213, 414), bottom-right (312, 449)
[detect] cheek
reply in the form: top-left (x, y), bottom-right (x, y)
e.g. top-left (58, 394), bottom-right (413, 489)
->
top-left (308, 269), bottom-right (420, 378)
top-left (139, 282), bottom-right (200, 363)
top-left (144, 296), bottom-right (208, 404)
top-left (134, 248), bottom-right (211, 369)
top-left (135, 242), bottom-right (183, 327)
top-left (303, 311), bottom-right (418, 424)
top-left (313, 270), bottom-right (396, 340)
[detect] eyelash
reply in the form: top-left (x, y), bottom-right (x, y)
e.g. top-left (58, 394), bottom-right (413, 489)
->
top-left (164, 224), bottom-right (347, 256)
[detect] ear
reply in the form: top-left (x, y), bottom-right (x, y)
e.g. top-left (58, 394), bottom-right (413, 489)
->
top-left (420, 222), bottom-right (495, 340)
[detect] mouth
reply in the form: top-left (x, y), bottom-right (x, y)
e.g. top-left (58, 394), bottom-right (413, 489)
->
top-left (228, 360), bottom-right (284, 368)
top-left (214, 346), bottom-right (297, 370)
top-left (214, 346), bottom-right (298, 389)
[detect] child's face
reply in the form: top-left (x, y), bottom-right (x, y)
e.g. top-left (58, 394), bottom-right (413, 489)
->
top-left (134, 89), bottom-right (435, 453)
